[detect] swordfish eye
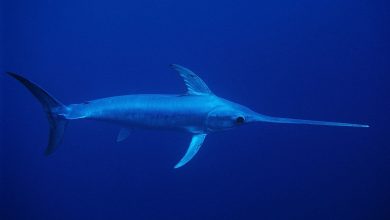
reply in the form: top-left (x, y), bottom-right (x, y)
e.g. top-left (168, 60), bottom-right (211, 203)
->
top-left (235, 116), bottom-right (245, 124)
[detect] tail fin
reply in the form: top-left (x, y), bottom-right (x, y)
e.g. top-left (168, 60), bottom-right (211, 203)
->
top-left (7, 72), bottom-right (68, 155)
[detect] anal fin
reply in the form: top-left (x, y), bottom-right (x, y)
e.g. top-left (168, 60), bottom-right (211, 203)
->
top-left (116, 128), bottom-right (130, 142)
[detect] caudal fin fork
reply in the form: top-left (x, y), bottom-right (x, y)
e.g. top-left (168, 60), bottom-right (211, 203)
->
top-left (6, 72), bottom-right (68, 155)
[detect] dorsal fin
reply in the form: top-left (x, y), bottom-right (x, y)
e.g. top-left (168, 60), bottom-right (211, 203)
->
top-left (170, 64), bottom-right (213, 95)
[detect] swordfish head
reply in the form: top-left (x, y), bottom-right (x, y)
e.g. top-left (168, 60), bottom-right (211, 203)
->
top-left (204, 95), bottom-right (369, 133)
top-left (205, 97), bottom-right (262, 132)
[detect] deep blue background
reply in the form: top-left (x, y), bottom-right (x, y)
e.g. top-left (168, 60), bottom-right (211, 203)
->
top-left (1, 0), bottom-right (389, 219)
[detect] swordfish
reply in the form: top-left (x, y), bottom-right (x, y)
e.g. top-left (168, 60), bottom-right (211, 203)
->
top-left (7, 65), bottom-right (369, 168)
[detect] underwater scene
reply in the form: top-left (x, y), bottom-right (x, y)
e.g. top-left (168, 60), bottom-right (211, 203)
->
top-left (1, 0), bottom-right (389, 219)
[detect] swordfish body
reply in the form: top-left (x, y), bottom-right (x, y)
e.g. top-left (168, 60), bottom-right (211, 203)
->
top-left (7, 64), bottom-right (369, 168)
top-left (68, 94), bottom-right (219, 133)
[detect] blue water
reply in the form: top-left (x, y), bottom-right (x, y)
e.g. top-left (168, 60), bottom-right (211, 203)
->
top-left (1, 0), bottom-right (389, 219)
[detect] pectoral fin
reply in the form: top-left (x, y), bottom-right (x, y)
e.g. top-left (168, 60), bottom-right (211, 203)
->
top-left (174, 134), bottom-right (207, 169)
top-left (116, 128), bottom-right (130, 142)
